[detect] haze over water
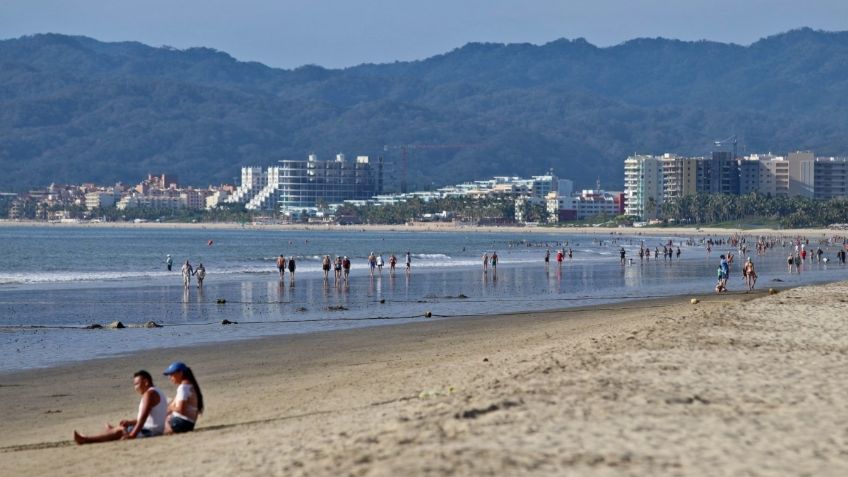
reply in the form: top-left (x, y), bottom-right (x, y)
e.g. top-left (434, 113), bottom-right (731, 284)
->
top-left (1, 226), bottom-right (846, 372)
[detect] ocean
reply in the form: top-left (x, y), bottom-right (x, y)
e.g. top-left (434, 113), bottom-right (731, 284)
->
top-left (1, 225), bottom-right (846, 372)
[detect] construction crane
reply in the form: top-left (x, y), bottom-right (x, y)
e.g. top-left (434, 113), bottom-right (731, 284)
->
top-left (713, 135), bottom-right (738, 159)
top-left (383, 144), bottom-right (477, 193)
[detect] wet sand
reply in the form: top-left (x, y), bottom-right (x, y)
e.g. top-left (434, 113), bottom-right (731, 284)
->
top-left (2, 282), bottom-right (848, 476)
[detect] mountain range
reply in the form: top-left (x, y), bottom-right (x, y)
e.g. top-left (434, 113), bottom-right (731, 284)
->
top-left (1, 28), bottom-right (847, 191)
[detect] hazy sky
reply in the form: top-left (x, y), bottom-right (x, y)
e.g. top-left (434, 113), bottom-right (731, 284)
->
top-left (2, 0), bottom-right (847, 69)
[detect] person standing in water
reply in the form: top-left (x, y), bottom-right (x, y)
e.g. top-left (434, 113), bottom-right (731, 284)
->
top-left (482, 252), bottom-right (489, 271)
top-left (322, 255), bottom-right (331, 281)
top-left (181, 260), bottom-right (194, 288)
top-left (288, 256), bottom-right (296, 285)
top-left (276, 254), bottom-right (286, 281)
top-left (334, 255), bottom-right (343, 282)
top-left (165, 254), bottom-right (173, 272)
top-left (343, 256), bottom-right (351, 282)
top-left (377, 254), bottom-right (384, 274)
top-left (743, 257), bottom-right (757, 291)
top-left (389, 254), bottom-right (397, 274)
top-left (491, 251), bottom-right (498, 269)
top-left (368, 252), bottom-right (377, 277)
top-left (194, 263), bottom-right (206, 288)
top-left (405, 251), bottom-right (412, 273)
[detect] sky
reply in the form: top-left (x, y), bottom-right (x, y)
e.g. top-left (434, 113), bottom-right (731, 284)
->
top-left (2, 0), bottom-right (848, 69)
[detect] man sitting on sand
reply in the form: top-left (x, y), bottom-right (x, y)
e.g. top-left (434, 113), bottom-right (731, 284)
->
top-left (73, 370), bottom-right (168, 444)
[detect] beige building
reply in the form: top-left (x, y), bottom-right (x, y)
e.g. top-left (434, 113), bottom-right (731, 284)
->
top-left (787, 151), bottom-right (815, 198)
top-left (660, 154), bottom-right (699, 201)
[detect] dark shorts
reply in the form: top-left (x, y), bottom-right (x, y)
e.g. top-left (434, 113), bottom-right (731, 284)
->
top-left (169, 415), bottom-right (195, 433)
top-left (125, 425), bottom-right (155, 438)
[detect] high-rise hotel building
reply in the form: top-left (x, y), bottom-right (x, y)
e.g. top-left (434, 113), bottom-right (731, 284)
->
top-left (623, 155), bottom-right (661, 218)
top-left (624, 150), bottom-right (842, 220)
top-left (229, 154), bottom-right (384, 212)
top-left (814, 156), bottom-right (848, 199)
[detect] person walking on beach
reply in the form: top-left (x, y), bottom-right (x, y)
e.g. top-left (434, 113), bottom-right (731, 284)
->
top-left (491, 251), bottom-right (498, 269)
top-left (163, 362), bottom-right (204, 434)
top-left (343, 256), bottom-right (351, 282)
top-left (405, 251), bottom-right (412, 273)
top-left (181, 260), bottom-right (194, 288)
top-left (368, 252), bottom-right (377, 277)
top-left (335, 256), bottom-right (343, 282)
top-left (619, 247), bottom-right (626, 265)
top-left (717, 255), bottom-right (729, 292)
top-left (73, 370), bottom-right (168, 444)
top-left (276, 255), bottom-right (286, 280)
top-left (165, 254), bottom-right (173, 272)
top-left (676, 247), bottom-right (681, 260)
top-left (322, 255), bottom-right (331, 281)
top-left (482, 252), bottom-right (489, 271)
top-left (389, 254), bottom-right (397, 274)
top-left (544, 249), bottom-right (550, 265)
top-left (194, 263), bottom-right (206, 288)
top-left (288, 256), bottom-right (296, 284)
top-left (743, 257), bottom-right (757, 291)
top-left (377, 254), bottom-right (384, 274)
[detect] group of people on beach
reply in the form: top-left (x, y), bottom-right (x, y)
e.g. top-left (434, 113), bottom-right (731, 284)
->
top-left (165, 254), bottom-right (206, 289)
top-left (481, 251), bottom-right (498, 271)
top-left (276, 254), bottom-right (297, 285)
top-left (73, 362), bottom-right (203, 444)
top-left (712, 233), bottom-right (848, 292)
top-left (314, 252), bottom-right (413, 284)
top-left (542, 248), bottom-right (573, 265)
top-left (715, 253), bottom-right (757, 293)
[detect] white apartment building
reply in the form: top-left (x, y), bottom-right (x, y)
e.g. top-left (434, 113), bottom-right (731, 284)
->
top-left (117, 194), bottom-right (185, 210)
top-left (228, 166), bottom-right (266, 205)
top-left (624, 155), bottom-right (663, 218)
top-left (84, 191), bottom-right (117, 210)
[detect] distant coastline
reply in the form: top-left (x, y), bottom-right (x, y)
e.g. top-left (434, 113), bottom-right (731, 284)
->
top-left (0, 218), bottom-right (841, 238)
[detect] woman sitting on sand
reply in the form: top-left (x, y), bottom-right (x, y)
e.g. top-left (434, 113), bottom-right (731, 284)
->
top-left (163, 361), bottom-right (204, 434)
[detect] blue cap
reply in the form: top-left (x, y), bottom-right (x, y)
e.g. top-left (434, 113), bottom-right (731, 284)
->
top-left (163, 361), bottom-right (188, 375)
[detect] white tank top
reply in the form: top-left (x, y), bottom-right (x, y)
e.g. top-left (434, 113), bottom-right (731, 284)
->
top-left (141, 386), bottom-right (169, 435)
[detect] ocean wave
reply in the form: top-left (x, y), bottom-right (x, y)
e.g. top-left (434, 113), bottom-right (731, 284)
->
top-left (411, 253), bottom-right (452, 260)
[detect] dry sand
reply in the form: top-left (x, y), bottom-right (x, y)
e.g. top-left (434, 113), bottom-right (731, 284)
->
top-left (1, 218), bottom-right (842, 239)
top-left (2, 283), bottom-right (848, 476)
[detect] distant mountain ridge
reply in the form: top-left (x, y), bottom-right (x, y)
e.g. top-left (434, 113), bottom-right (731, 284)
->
top-left (1, 28), bottom-right (847, 190)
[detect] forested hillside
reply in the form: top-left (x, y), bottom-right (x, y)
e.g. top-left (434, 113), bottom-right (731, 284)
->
top-left (1, 28), bottom-right (847, 190)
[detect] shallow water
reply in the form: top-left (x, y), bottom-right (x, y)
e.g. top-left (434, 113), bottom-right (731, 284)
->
top-left (1, 226), bottom-right (846, 372)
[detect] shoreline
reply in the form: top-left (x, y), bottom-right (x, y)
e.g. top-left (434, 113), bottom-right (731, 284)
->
top-left (0, 218), bottom-right (843, 238)
top-left (0, 290), bottom-right (771, 378)
top-left (5, 282), bottom-right (848, 475)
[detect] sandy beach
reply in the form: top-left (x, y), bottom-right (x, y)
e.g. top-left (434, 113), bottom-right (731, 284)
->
top-left (3, 281), bottom-right (848, 476)
top-left (1, 218), bottom-right (843, 239)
